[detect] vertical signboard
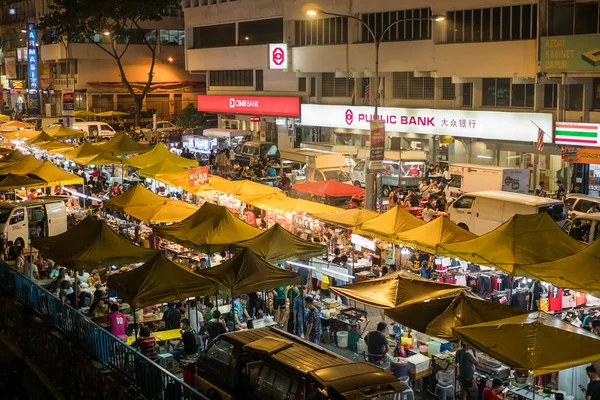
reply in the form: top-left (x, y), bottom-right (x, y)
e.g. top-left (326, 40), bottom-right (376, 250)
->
top-left (188, 166), bottom-right (209, 187)
top-left (27, 17), bottom-right (37, 90)
top-left (369, 119), bottom-right (385, 171)
top-left (62, 89), bottom-right (74, 116)
top-left (268, 43), bottom-right (288, 70)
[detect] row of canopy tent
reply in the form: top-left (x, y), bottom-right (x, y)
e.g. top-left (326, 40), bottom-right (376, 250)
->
top-left (0, 152), bottom-right (83, 189)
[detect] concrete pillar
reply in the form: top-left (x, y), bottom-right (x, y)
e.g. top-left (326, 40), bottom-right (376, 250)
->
top-left (533, 84), bottom-right (543, 112)
top-left (472, 79), bottom-right (483, 109)
top-left (583, 78), bottom-right (594, 123)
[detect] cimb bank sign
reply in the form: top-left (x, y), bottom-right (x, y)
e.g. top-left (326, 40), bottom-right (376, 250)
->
top-left (300, 104), bottom-right (553, 143)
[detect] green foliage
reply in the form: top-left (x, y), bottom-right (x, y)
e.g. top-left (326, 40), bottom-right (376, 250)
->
top-left (177, 104), bottom-right (205, 129)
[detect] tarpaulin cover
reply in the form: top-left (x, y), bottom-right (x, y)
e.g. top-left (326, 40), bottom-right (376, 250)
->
top-left (0, 155), bottom-right (43, 175)
top-left (95, 133), bottom-right (150, 156)
top-left (73, 152), bottom-right (123, 166)
top-left (200, 248), bottom-right (302, 296)
top-left (32, 216), bottom-right (158, 270)
top-left (315, 209), bottom-right (380, 229)
top-left (234, 223), bottom-right (327, 263)
top-left (153, 202), bottom-right (263, 253)
top-left (29, 161), bottom-right (84, 186)
top-left (436, 213), bottom-right (584, 274)
top-left (291, 180), bottom-right (365, 197)
top-left (74, 110), bottom-right (96, 117)
top-left (95, 110), bottom-right (130, 117)
top-left (354, 206), bottom-right (425, 242)
top-left (0, 173), bottom-right (47, 190)
top-left (126, 143), bottom-right (198, 169)
top-left (453, 311), bottom-right (600, 375)
top-left (4, 150), bottom-right (27, 161)
top-left (63, 142), bottom-right (106, 161)
top-left (238, 193), bottom-right (341, 215)
top-left (45, 125), bottom-right (85, 138)
top-left (1, 121), bottom-right (35, 130)
top-left (37, 140), bottom-right (75, 153)
top-left (104, 183), bottom-right (197, 223)
top-left (513, 239), bottom-right (600, 298)
top-left (25, 131), bottom-right (54, 145)
top-left (210, 179), bottom-right (281, 196)
top-left (139, 159), bottom-right (188, 179)
top-left (107, 253), bottom-right (216, 308)
top-left (385, 291), bottom-right (528, 340)
top-left (330, 271), bottom-right (467, 309)
top-left (1, 129), bottom-right (41, 140)
top-left (396, 217), bottom-right (478, 253)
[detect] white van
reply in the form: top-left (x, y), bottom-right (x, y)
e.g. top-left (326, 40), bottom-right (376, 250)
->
top-left (73, 122), bottom-right (117, 139)
top-left (0, 198), bottom-right (68, 248)
top-left (448, 191), bottom-right (567, 235)
top-left (445, 164), bottom-right (530, 200)
top-left (280, 149), bottom-right (352, 184)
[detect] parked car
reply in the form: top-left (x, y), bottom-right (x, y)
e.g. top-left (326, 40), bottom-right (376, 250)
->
top-left (562, 212), bottom-right (600, 243)
top-left (234, 141), bottom-right (280, 166)
top-left (565, 194), bottom-right (600, 218)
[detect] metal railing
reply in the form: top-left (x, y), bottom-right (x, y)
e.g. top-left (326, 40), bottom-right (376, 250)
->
top-left (0, 263), bottom-right (207, 400)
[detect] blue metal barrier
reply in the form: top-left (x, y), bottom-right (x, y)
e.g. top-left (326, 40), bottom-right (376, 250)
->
top-left (0, 263), bottom-right (208, 400)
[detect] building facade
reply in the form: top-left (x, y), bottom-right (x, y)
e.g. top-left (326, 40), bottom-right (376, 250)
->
top-left (183, 0), bottom-right (600, 192)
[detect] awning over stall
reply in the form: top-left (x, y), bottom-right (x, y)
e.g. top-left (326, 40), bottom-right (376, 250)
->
top-left (396, 217), bottom-right (478, 253)
top-left (95, 133), bottom-right (150, 156)
top-left (126, 143), bottom-right (198, 169)
top-left (291, 180), bottom-right (365, 197)
top-left (354, 206), bottom-right (424, 242)
top-left (210, 179), bottom-right (281, 197)
top-left (315, 209), bottom-right (380, 229)
top-left (29, 161), bottom-right (84, 186)
top-left (0, 173), bottom-right (47, 190)
top-left (0, 155), bottom-right (43, 175)
top-left (138, 159), bottom-right (188, 180)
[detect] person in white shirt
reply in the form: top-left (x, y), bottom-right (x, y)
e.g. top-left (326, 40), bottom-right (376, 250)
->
top-left (24, 259), bottom-right (39, 281)
top-left (187, 299), bottom-right (204, 333)
top-left (442, 166), bottom-right (451, 183)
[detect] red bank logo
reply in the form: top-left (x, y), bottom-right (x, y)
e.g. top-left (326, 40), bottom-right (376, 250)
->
top-left (272, 47), bottom-right (285, 66)
top-left (345, 109), bottom-right (353, 125)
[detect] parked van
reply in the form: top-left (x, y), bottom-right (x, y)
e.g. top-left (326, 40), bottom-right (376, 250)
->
top-left (280, 149), bottom-right (351, 184)
top-left (445, 164), bottom-right (530, 200)
top-left (448, 191), bottom-right (567, 235)
top-left (73, 122), bottom-right (117, 139)
top-left (0, 198), bottom-right (68, 248)
top-left (42, 117), bottom-right (86, 129)
top-left (234, 141), bottom-right (279, 166)
top-left (562, 212), bottom-right (600, 243)
top-left (195, 327), bottom-right (407, 400)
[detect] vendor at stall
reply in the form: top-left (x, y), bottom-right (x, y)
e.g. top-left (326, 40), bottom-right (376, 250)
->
top-left (483, 379), bottom-right (505, 400)
top-left (456, 342), bottom-right (479, 400)
top-left (364, 322), bottom-right (390, 366)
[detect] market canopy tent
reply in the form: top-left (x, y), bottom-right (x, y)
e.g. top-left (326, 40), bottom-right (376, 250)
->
top-left (1, 129), bottom-right (42, 140)
top-left (95, 110), bottom-right (130, 117)
top-left (0, 115), bottom-right (10, 121)
top-left (155, 171), bottom-right (215, 195)
top-left (315, 208), bottom-right (380, 229)
top-left (107, 253), bottom-right (217, 309)
top-left (436, 213), bottom-right (585, 274)
top-left (239, 193), bottom-right (342, 215)
top-left (385, 290), bottom-right (528, 340)
top-left (73, 152), bottom-right (123, 166)
top-left (0, 173), bottom-right (47, 190)
top-left (513, 239), bottom-right (600, 298)
top-left (454, 311), bottom-right (600, 375)
top-left (354, 206), bottom-right (425, 242)
top-left (24, 131), bottom-right (54, 146)
top-left (0, 155), bottom-right (43, 175)
top-left (29, 161), bottom-right (84, 187)
top-left (37, 140), bottom-right (75, 153)
top-left (63, 142), bottom-right (106, 161)
top-left (32, 216), bottom-right (158, 270)
top-left (153, 202), bottom-right (263, 253)
top-left (4, 150), bottom-right (27, 161)
top-left (126, 143), bottom-right (198, 169)
top-left (95, 133), bottom-right (150, 156)
top-left (396, 217), bottom-right (478, 253)
top-left (45, 125), bottom-right (85, 138)
top-left (291, 180), bottom-right (365, 197)
top-left (0, 121), bottom-right (35, 130)
top-left (234, 223), bottom-right (327, 263)
top-left (330, 271), bottom-right (467, 309)
top-left (74, 110), bottom-right (96, 117)
top-left (138, 159), bottom-right (188, 179)
top-left (200, 248), bottom-right (302, 296)
top-left (210, 178), bottom-right (281, 197)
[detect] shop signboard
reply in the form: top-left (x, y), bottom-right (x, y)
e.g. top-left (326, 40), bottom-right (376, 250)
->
top-left (27, 17), bottom-right (38, 90)
top-left (369, 119), bottom-right (385, 171)
top-left (268, 43), bottom-right (288, 70)
top-left (5, 58), bottom-right (17, 79)
top-left (188, 166), bottom-right (209, 187)
top-left (561, 146), bottom-right (600, 164)
top-left (197, 95), bottom-right (300, 117)
top-left (555, 122), bottom-right (600, 147)
top-left (300, 104), bottom-right (553, 144)
top-left (62, 89), bottom-right (74, 116)
top-left (541, 34), bottom-right (600, 73)
top-left (350, 233), bottom-right (376, 251)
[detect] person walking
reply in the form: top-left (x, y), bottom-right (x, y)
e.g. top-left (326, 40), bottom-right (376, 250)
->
top-left (456, 342), bottom-right (479, 400)
top-left (304, 296), bottom-right (321, 345)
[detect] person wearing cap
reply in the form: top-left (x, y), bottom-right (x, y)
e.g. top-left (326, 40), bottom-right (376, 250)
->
top-left (364, 322), bottom-right (390, 366)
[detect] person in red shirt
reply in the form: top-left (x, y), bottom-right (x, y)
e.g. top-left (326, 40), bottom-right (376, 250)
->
top-left (483, 379), bottom-right (504, 400)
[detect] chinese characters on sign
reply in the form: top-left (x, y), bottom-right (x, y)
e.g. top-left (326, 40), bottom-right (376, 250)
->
top-left (188, 166), bottom-right (209, 187)
top-left (440, 119), bottom-right (477, 129)
top-left (27, 18), bottom-right (37, 91)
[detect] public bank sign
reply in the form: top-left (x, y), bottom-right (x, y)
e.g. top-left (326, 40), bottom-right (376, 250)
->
top-left (300, 104), bottom-right (553, 144)
top-left (541, 34), bottom-right (600, 72)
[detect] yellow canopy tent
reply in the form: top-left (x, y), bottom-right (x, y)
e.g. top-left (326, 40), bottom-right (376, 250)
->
top-left (24, 131), bottom-right (54, 146)
top-left (45, 124), bottom-right (85, 138)
top-left (107, 253), bottom-right (217, 309)
top-left (155, 171), bottom-right (215, 195)
top-left (104, 183), bottom-right (170, 210)
top-left (74, 153), bottom-right (124, 166)
top-left (200, 248), bottom-right (302, 296)
top-left (210, 179), bottom-right (281, 196)
top-left (63, 142), bottom-right (105, 161)
top-left (395, 217), bottom-right (478, 253)
top-left (31, 216), bottom-right (158, 270)
top-left (315, 208), bottom-right (380, 229)
top-left (4, 150), bottom-right (27, 161)
top-left (2, 129), bottom-right (42, 140)
top-left (95, 133), bottom-right (150, 156)
top-left (74, 110), bottom-right (96, 117)
top-left (354, 206), bottom-right (425, 242)
top-left (0, 173), bottom-right (47, 190)
top-left (1, 121), bottom-right (34, 130)
top-left (138, 159), bottom-right (188, 179)
top-left (0, 155), bottom-right (43, 175)
top-left (385, 290), bottom-right (528, 340)
top-left (29, 161), bottom-right (84, 186)
top-left (0, 114), bottom-right (10, 121)
top-left (330, 270), bottom-right (467, 309)
top-left (238, 193), bottom-right (341, 215)
top-left (153, 202), bottom-right (263, 253)
top-left (234, 223), bottom-right (327, 263)
top-left (126, 143), bottom-right (198, 169)
top-left (37, 140), bottom-right (75, 154)
top-left (95, 110), bottom-right (130, 117)
top-left (436, 213), bottom-right (585, 274)
top-left (454, 311), bottom-right (600, 375)
top-left (512, 239), bottom-right (600, 298)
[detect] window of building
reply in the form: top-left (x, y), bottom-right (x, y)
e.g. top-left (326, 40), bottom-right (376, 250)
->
top-left (442, 78), bottom-right (456, 100)
top-left (209, 70), bottom-right (254, 87)
top-left (482, 78), bottom-right (511, 107)
top-left (447, 4), bottom-right (537, 42)
top-left (310, 77), bottom-right (316, 97)
top-left (549, 0), bottom-right (600, 36)
top-left (160, 30), bottom-right (185, 45)
top-left (511, 83), bottom-right (535, 108)
top-left (566, 84), bottom-right (584, 111)
top-left (295, 17), bottom-right (348, 46)
top-left (298, 77), bottom-right (307, 92)
top-left (321, 73), bottom-right (353, 97)
top-left (543, 84), bottom-right (558, 109)
top-left (255, 70), bottom-right (263, 91)
top-left (239, 18), bottom-right (283, 46)
top-left (392, 72), bottom-right (434, 100)
top-left (361, 8), bottom-right (431, 42)
top-left (462, 83), bottom-right (473, 106)
top-left (193, 24), bottom-right (235, 49)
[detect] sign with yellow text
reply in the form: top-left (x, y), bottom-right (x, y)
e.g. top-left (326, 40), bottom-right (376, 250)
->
top-left (562, 146), bottom-right (600, 164)
top-left (541, 34), bottom-right (600, 72)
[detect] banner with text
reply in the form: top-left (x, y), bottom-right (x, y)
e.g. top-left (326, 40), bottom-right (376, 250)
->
top-left (188, 166), bottom-right (209, 187)
top-left (541, 34), bottom-right (600, 73)
top-left (562, 146), bottom-right (600, 164)
top-left (62, 89), bottom-right (74, 116)
top-left (369, 119), bottom-right (385, 171)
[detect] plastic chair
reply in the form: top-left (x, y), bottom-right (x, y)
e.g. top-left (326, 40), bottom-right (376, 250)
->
top-left (435, 383), bottom-right (454, 400)
top-left (157, 353), bottom-right (175, 371)
top-left (394, 387), bottom-right (415, 400)
top-left (399, 376), bottom-right (411, 387)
